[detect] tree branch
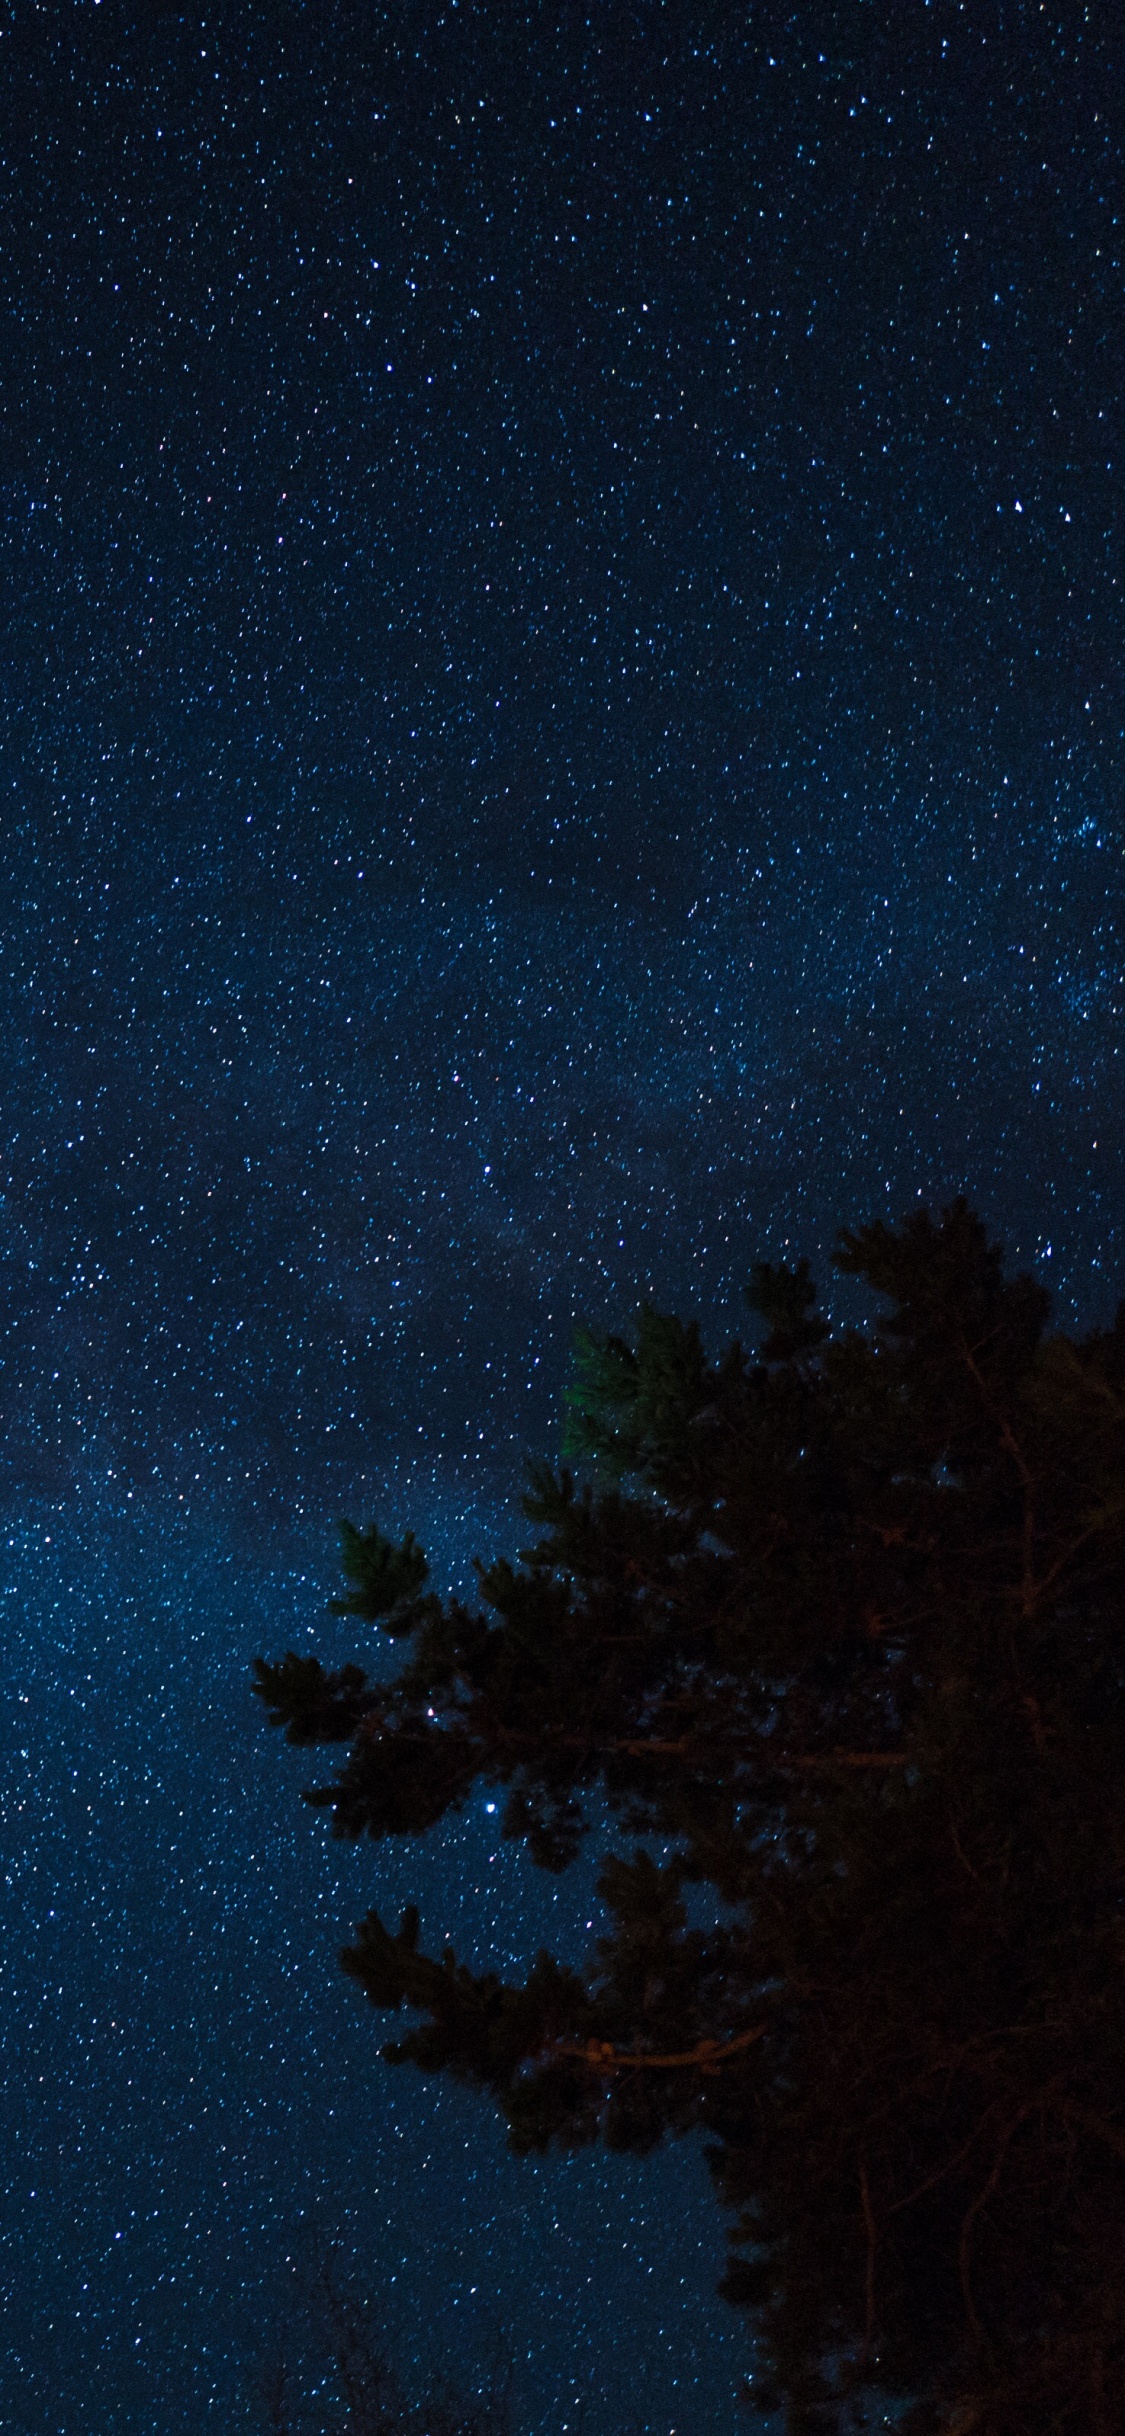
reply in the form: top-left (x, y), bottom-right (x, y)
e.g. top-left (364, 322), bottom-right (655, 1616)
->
top-left (553, 2025), bottom-right (765, 2076)
top-left (561, 1735), bottom-right (909, 1771)
top-left (783, 1749), bottom-right (909, 1772)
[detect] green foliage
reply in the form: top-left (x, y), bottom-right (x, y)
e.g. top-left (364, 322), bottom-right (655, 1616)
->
top-left (257, 1202), bottom-right (1125, 2433)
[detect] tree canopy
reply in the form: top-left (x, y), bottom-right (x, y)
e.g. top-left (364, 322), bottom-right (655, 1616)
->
top-left (256, 1203), bottom-right (1125, 2433)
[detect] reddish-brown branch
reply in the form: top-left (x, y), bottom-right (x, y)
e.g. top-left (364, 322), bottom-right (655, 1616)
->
top-left (959, 2116), bottom-right (1028, 2343)
top-left (1035, 1508), bottom-right (1125, 1603)
top-left (559, 1735), bottom-right (694, 1759)
top-left (949, 1819), bottom-right (983, 1884)
top-left (554, 2025), bottom-right (765, 2076)
top-left (784, 1749), bottom-right (909, 1772)
top-left (559, 1735), bottom-right (908, 1770)
top-left (957, 2084), bottom-right (1066, 2341)
top-left (888, 2101), bottom-right (1006, 2218)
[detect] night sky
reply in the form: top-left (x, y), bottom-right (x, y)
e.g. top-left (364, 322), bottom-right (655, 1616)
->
top-left (0, 3), bottom-right (1121, 2429)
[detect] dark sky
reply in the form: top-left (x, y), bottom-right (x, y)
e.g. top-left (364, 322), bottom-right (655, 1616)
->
top-left (0, 2), bottom-right (1121, 2429)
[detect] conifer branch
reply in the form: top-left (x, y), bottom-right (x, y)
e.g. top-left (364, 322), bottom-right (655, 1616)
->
top-left (561, 1733), bottom-right (909, 1770)
top-left (783, 1749), bottom-right (909, 1771)
top-left (262, 1197), bottom-right (1125, 2431)
top-left (553, 2025), bottom-right (765, 2075)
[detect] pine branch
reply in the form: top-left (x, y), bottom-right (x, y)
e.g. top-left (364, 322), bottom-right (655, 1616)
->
top-left (553, 2025), bottom-right (765, 2075)
top-left (782, 1749), bottom-right (909, 1772)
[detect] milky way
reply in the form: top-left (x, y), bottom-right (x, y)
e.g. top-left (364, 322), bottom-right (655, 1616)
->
top-left (0, 4), bottom-right (1121, 2429)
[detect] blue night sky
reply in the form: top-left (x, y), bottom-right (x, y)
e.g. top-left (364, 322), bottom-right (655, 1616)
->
top-left (0, 2), bottom-right (1121, 2429)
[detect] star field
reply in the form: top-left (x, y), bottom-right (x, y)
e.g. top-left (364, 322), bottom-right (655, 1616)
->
top-left (0, 2), bottom-right (1121, 2429)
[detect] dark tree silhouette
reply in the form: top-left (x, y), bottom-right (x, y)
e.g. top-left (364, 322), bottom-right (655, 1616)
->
top-left (260, 2267), bottom-right (512, 2436)
top-left (257, 1204), bottom-right (1125, 2433)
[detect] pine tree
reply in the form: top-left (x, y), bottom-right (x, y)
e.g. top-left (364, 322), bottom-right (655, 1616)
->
top-left (256, 1203), bottom-right (1125, 2433)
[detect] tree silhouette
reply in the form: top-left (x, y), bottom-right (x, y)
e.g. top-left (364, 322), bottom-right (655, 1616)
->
top-left (260, 2266), bottom-right (512, 2436)
top-left (257, 1203), bottom-right (1125, 2432)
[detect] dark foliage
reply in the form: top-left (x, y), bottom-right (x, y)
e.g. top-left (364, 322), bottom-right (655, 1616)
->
top-left (257, 1203), bottom-right (1125, 2433)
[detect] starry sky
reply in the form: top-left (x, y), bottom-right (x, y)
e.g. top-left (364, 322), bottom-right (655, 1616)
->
top-left (0, 2), bottom-right (1121, 2429)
